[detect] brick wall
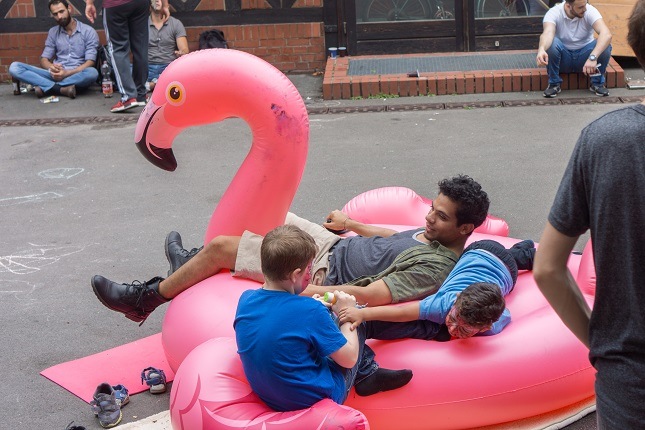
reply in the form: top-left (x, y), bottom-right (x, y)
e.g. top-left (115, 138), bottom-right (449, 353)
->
top-left (0, 0), bottom-right (326, 82)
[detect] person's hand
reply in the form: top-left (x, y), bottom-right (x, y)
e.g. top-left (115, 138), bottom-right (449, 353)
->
top-left (331, 291), bottom-right (356, 314)
top-left (583, 59), bottom-right (598, 76)
top-left (85, 3), bottom-right (97, 24)
top-left (338, 306), bottom-right (363, 331)
top-left (160, 6), bottom-right (171, 21)
top-left (312, 294), bottom-right (332, 309)
top-left (49, 64), bottom-right (67, 81)
top-left (536, 50), bottom-right (548, 66)
top-left (324, 210), bottom-right (350, 232)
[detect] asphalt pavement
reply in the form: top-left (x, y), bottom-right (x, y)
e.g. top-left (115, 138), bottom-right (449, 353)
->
top-left (1, 69), bottom-right (644, 430)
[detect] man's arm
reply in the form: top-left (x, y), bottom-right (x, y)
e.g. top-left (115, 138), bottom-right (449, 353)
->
top-left (583, 19), bottom-right (612, 75)
top-left (338, 302), bottom-right (421, 330)
top-left (478, 308), bottom-right (511, 336)
top-left (47, 60), bottom-right (95, 81)
top-left (84, 0), bottom-right (96, 24)
top-left (174, 36), bottom-right (189, 57)
top-left (160, 0), bottom-right (170, 20)
top-left (533, 222), bottom-right (591, 347)
top-left (302, 279), bottom-right (393, 306)
top-left (537, 22), bottom-right (556, 66)
top-left (324, 209), bottom-right (398, 238)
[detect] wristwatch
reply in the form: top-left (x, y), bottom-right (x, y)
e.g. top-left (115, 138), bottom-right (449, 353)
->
top-left (589, 54), bottom-right (597, 61)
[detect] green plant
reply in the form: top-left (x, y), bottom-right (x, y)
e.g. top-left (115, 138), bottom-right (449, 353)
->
top-left (367, 93), bottom-right (399, 99)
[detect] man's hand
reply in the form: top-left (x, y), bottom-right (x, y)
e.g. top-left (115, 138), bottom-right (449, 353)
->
top-left (583, 59), bottom-right (598, 76)
top-left (49, 64), bottom-right (67, 81)
top-left (160, 5), bottom-right (171, 21)
top-left (338, 306), bottom-right (364, 331)
top-left (331, 291), bottom-right (356, 314)
top-left (536, 49), bottom-right (548, 66)
top-left (85, 2), bottom-right (97, 24)
top-left (324, 210), bottom-right (350, 232)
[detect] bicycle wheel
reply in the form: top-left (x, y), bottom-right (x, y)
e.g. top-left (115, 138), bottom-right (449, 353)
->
top-left (363, 0), bottom-right (431, 22)
top-left (429, 0), bottom-right (455, 19)
top-left (477, 0), bottom-right (530, 18)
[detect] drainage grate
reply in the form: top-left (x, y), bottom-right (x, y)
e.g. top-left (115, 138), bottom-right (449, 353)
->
top-left (348, 53), bottom-right (538, 76)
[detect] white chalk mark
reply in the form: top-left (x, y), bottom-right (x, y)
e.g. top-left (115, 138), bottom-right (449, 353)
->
top-left (0, 243), bottom-right (85, 275)
top-left (38, 168), bottom-right (84, 179)
top-left (0, 279), bottom-right (37, 299)
top-left (0, 192), bottom-right (62, 207)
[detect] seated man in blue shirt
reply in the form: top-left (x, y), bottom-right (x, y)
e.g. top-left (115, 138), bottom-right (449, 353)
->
top-left (9, 0), bottom-right (99, 99)
top-left (337, 239), bottom-right (536, 341)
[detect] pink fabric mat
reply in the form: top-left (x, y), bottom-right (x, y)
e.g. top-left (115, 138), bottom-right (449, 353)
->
top-left (40, 333), bottom-right (174, 403)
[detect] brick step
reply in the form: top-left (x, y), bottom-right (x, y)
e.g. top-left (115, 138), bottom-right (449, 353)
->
top-left (323, 51), bottom-right (625, 100)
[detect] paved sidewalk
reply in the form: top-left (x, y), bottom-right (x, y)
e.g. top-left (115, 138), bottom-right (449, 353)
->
top-left (2, 69), bottom-right (644, 125)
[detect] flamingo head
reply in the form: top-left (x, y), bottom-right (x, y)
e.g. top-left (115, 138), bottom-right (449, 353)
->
top-left (134, 50), bottom-right (236, 172)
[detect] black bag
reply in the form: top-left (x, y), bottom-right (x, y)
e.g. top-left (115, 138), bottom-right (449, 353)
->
top-left (198, 29), bottom-right (228, 50)
top-left (95, 45), bottom-right (115, 84)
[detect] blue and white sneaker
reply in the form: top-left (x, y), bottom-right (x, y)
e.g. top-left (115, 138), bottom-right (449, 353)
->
top-left (89, 383), bottom-right (122, 428)
top-left (112, 384), bottom-right (130, 408)
top-left (141, 367), bottom-right (167, 394)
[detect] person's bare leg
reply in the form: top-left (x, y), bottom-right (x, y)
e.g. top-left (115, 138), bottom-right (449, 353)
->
top-left (158, 235), bottom-right (241, 299)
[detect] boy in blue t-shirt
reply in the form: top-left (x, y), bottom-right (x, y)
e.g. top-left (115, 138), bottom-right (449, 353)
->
top-left (337, 239), bottom-right (535, 341)
top-left (234, 225), bottom-right (412, 411)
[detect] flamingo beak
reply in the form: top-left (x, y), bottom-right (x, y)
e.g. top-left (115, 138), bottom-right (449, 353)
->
top-left (134, 101), bottom-right (178, 172)
top-left (135, 138), bottom-right (177, 172)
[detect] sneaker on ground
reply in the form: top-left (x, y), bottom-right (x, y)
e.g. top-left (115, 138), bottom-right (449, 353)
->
top-left (65, 422), bottom-right (86, 430)
top-left (590, 84), bottom-right (609, 96)
top-left (112, 384), bottom-right (130, 408)
top-left (165, 231), bottom-right (203, 276)
top-left (89, 383), bottom-right (122, 428)
top-left (543, 83), bottom-right (561, 98)
top-left (141, 367), bottom-right (167, 394)
top-left (91, 275), bottom-right (168, 324)
top-left (110, 97), bottom-right (138, 113)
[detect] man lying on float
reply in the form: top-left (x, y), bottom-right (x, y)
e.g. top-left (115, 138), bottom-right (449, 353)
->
top-left (338, 239), bottom-right (536, 341)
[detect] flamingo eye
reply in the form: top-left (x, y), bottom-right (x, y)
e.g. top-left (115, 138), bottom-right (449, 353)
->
top-left (166, 81), bottom-right (185, 106)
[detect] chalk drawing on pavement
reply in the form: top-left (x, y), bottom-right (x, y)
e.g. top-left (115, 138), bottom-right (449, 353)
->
top-left (38, 168), bottom-right (84, 180)
top-left (0, 244), bottom-right (85, 275)
top-left (0, 192), bottom-right (62, 207)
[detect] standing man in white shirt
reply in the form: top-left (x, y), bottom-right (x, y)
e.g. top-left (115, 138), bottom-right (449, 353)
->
top-left (536, 0), bottom-right (612, 98)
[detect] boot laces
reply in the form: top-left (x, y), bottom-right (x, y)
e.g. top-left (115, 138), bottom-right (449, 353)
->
top-left (179, 246), bottom-right (203, 259)
top-left (122, 280), bottom-right (156, 324)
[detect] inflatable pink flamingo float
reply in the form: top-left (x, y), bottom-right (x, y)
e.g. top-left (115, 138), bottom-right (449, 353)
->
top-left (133, 49), bottom-right (597, 430)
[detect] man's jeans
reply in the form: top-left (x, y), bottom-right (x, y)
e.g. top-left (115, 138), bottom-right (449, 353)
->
top-left (546, 38), bottom-right (612, 87)
top-left (8, 62), bottom-right (98, 93)
top-left (147, 63), bottom-right (169, 82)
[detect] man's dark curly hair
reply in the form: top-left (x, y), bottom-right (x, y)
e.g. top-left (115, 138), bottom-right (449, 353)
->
top-left (49, 0), bottom-right (69, 8)
top-left (438, 175), bottom-right (490, 229)
top-left (454, 282), bottom-right (505, 328)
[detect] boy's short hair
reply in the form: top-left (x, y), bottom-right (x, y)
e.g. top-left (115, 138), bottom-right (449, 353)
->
top-left (261, 225), bottom-right (317, 282)
top-left (454, 282), bottom-right (505, 328)
top-left (628, 0), bottom-right (645, 70)
top-left (438, 175), bottom-right (490, 230)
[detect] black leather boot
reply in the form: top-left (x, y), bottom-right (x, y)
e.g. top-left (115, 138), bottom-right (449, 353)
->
top-left (91, 276), bottom-right (168, 324)
top-left (165, 231), bottom-right (203, 276)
